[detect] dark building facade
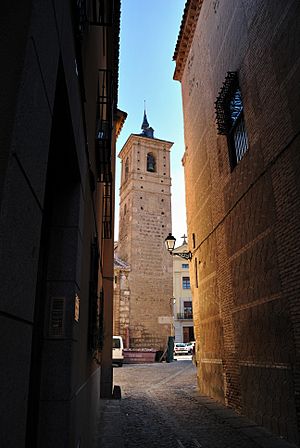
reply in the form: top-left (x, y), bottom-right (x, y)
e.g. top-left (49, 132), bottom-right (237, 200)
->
top-left (174, 0), bottom-right (300, 443)
top-left (0, 1), bottom-right (124, 446)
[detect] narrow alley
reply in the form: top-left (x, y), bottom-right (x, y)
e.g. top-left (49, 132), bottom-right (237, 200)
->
top-left (95, 361), bottom-right (297, 448)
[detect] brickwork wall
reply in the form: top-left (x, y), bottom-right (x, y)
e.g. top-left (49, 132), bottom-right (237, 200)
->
top-left (117, 135), bottom-right (173, 350)
top-left (177, 0), bottom-right (300, 443)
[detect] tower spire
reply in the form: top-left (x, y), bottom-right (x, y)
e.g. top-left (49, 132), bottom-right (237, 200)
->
top-left (141, 100), bottom-right (149, 130)
top-left (140, 101), bottom-right (154, 138)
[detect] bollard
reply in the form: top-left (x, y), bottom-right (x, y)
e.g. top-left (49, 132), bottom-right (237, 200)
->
top-left (166, 336), bottom-right (175, 363)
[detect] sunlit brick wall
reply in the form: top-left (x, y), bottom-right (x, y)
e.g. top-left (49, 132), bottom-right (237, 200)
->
top-left (177, 0), bottom-right (300, 443)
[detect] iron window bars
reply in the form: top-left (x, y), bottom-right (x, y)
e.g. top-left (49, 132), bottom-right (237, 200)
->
top-left (215, 71), bottom-right (249, 168)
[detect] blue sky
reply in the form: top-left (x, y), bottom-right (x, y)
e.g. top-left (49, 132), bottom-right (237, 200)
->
top-left (115, 0), bottom-right (187, 244)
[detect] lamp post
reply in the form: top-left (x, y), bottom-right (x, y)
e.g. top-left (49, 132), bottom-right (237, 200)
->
top-left (170, 297), bottom-right (176, 337)
top-left (164, 233), bottom-right (192, 261)
top-left (164, 233), bottom-right (192, 363)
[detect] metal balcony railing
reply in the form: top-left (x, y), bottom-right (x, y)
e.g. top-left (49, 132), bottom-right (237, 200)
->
top-left (75, 0), bottom-right (115, 34)
top-left (177, 313), bottom-right (193, 320)
top-left (95, 69), bottom-right (113, 183)
top-left (102, 181), bottom-right (112, 239)
top-left (90, 0), bottom-right (115, 26)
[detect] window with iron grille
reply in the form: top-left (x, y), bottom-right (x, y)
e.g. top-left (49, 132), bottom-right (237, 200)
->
top-left (215, 72), bottom-right (249, 169)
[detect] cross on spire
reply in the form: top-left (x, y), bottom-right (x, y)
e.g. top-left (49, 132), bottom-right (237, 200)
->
top-left (181, 234), bottom-right (187, 244)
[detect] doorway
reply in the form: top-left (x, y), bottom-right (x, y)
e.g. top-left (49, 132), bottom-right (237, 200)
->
top-left (183, 326), bottom-right (194, 343)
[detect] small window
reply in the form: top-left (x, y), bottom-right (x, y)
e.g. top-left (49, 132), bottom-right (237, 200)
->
top-left (215, 72), bottom-right (249, 169)
top-left (182, 263), bottom-right (189, 269)
top-left (192, 233), bottom-right (196, 249)
top-left (194, 257), bottom-right (198, 289)
top-left (147, 152), bottom-right (156, 172)
top-left (182, 276), bottom-right (190, 289)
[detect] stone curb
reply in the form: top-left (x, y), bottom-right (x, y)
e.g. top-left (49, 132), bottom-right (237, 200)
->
top-left (94, 386), bottom-right (124, 448)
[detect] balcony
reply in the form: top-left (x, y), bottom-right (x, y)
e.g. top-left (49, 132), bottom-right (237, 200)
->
top-left (177, 313), bottom-right (193, 320)
top-left (95, 69), bottom-right (113, 183)
top-left (75, 0), bottom-right (115, 35)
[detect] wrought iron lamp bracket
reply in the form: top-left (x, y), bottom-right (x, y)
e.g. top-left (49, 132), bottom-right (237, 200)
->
top-left (171, 251), bottom-right (192, 261)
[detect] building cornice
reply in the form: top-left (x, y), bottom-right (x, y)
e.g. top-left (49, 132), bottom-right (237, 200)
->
top-left (118, 133), bottom-right (173, 159)
top-left (173, 0), bottom-right (203, 82)
top-left (115, 108), bottom-right (127, 139)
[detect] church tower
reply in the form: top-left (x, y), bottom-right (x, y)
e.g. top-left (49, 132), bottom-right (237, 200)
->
top-left (117, 111), bottom-right (173, 350)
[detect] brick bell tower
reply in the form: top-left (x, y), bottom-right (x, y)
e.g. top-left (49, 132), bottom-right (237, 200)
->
top-left (117, 109), bottom-right (173, 350)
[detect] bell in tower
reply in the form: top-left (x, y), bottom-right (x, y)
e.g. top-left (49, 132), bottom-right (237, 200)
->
top-left (147, 152), bottom-right (156, 172)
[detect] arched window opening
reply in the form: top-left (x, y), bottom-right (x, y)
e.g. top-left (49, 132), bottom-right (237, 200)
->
top-left (125, 157), bottom-right (129, 180)
top-left (147, 152), bottom-right (156, 172)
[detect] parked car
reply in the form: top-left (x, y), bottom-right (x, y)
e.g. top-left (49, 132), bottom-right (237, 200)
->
top-left (173, 342), bottom-right (189, 356)
top-left (112, 336), bottom-right (124, 367)
top-left (185, 341), bottom-right (195, 354)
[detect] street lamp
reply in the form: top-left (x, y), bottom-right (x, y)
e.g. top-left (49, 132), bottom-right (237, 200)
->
top-left (164, 233), bottom-right (192, 261)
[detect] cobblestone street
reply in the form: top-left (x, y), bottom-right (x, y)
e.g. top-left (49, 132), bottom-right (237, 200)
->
top-left (95, 360), bottom-right (298, 448)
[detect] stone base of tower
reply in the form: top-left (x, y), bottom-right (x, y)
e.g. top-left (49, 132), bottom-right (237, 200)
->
top-left (129, 326), bottom-right (170, 351)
